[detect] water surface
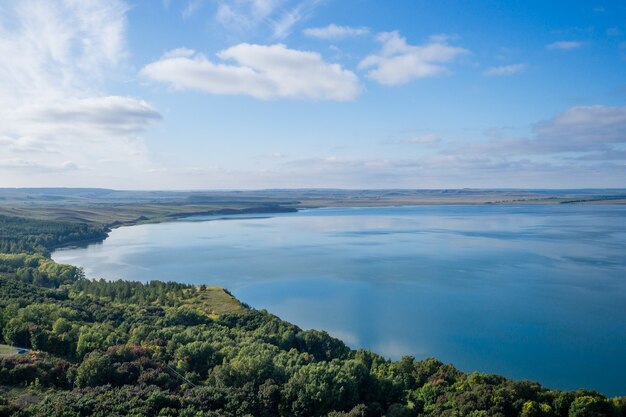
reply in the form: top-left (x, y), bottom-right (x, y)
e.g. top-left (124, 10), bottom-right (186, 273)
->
top-left (53, 205), bottom-right (626, 396)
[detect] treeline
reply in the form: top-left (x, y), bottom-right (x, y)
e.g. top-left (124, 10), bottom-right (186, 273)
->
top-left (0, 215), bottom-right (108, 254)
top-left (72, 279), bottom-right (193, 305)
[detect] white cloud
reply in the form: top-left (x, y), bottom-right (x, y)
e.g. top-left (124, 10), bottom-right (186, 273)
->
top-left (0, 0), bottom-right (128, 104)
top-left (12, 96), bottom-right (161, 137)
top-left (358, 32), bottom-right (469, 85)
top-left (215, 0), bottom-right (283, 29)
top-left (0, 159), bottom-right (79, 173)
top-left (483, 63), bottom-right (527, 76)
top-left (303, 24), bottom-right (369, 40)
top-left (141, 44), bottom-right (360, 101)
top-left (212, 0), bottom-right (322, 39)
top-left (534, 105), bottom-right (626, 145)
top-left (0, 0), bottom-right (160, 181)
top-left (155, 150), bottom-right (626, 189)
top-left (182, 0), bottom-right (206, 19)
top-left (546, 41), bottom-right (586, 50)
top-left (444, 106), bottom-right (626, 158)
top-left (270, 0), bottom-right (324, 39)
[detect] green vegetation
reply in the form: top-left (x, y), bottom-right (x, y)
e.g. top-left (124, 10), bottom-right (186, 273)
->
top-left (0, 253), bottom-right (84, 288)
top-left (0, 213), bottom-right (624, 416)
top-left (0, 215), bottom-right (108, 254)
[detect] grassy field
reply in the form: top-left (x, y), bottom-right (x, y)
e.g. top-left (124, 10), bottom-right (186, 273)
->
top-left (180, 286), bottom-right (246, 317)
top-left (0, 344), bottom-right (17, 357)
top-left (0, 203), bottom-right (296, 225)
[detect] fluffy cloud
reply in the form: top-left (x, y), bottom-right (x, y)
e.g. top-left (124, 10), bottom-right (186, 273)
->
top-left (546, 41), bottom-right (585, 50)
top-left (0, 0), bottom-right (160, 182)
top-left (534, 105), bottom-right (626, 146)
top-left (141, 44), bottom-right (360, 101)
top-left (12, 96), bottom-right (161, 137)
top-left (358, 32), bottom-right (469, 85)
top-left (483, 63), bottom-right (527, 76)
top-left (303, 24), bottom-right (369, 40)
top-left (444, 106), bottom-right (626, 158)
top-left (0, 0), bottom-right (128, 103)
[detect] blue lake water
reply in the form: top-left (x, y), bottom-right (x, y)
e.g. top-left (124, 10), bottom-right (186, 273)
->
top-left (52, 205), bottom-right (626, 396)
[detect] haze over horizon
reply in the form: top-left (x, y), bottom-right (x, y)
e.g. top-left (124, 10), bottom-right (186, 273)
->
top-left (1, 0), bottom-right (625, 189)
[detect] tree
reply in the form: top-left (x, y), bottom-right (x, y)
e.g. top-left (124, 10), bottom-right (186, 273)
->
top-left (175, 341), bottom-right (220, 378)
top-left (75, 351), bottom-right (114, 387)
top-left (3, 318), bottom-right (30, 347)
top-left (569, 395), bottom-right (611, 417)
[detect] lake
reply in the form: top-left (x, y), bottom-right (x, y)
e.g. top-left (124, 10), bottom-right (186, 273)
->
top-left (52, 205), bottom-right (626, 396)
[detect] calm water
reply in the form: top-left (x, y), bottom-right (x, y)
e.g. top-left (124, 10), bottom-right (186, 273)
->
top-left (52, 205), bottom-right (626, 396)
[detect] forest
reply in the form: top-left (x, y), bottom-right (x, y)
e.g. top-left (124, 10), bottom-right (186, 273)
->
top-left (0, 215), bottom-right (108, 255)
top-left (0, 215), bottom-right (624, 417)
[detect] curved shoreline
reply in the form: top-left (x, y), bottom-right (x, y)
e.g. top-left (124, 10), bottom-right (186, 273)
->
top-left (49, 204), bottom-right (626, 396)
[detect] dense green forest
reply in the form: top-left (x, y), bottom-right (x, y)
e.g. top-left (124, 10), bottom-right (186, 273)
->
top-left (0, 215), bottom-right (108, 255)
top-left (0, 215), bottom-right (624, 417)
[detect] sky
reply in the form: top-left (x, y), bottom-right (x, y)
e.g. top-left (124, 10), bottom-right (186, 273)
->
top-left (0, 0), bottom-right (625, 189)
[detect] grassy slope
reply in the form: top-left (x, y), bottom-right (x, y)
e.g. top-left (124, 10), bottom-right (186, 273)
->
top-left (0, 345), bottom-right (17, 357)
top-left (179, 286), bottom-right (246, 317)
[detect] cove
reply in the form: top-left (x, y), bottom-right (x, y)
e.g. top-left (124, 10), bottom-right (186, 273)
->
top-left (52, 204), bottom-right (626, 396)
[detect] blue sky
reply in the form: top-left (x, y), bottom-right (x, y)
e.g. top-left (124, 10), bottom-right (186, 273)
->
top-left (0, 0), bottom-right (625, 189)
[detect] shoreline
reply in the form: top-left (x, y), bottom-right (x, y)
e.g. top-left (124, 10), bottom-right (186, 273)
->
top-left (48, 199), bottom-right (626, 253)
top-left (47, 203), bottom-right (626, 396)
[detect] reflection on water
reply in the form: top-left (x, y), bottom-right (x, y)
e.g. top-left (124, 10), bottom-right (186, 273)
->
top-left (53, 205), bottom-right (626, 396)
